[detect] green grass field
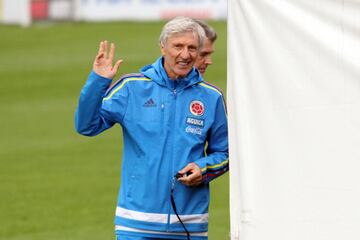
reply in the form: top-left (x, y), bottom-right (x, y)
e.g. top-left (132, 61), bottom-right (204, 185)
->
top-left (0, 21), bottom-right (228, 240)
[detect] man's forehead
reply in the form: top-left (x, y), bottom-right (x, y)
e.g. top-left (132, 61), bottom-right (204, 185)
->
top-left (200, 40), bottom-right (214, 53)
top-left (167, 32), bottom-right (198, 42)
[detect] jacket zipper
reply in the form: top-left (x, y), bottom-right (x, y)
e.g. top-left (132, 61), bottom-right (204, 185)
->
top-left (161, 103), bottom-right (165, 134)
top-left (167, 88), bottom-right (177, 231)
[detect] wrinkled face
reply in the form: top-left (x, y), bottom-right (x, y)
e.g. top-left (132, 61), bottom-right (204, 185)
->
top-left (161, 32), bottom-right (200, 80)
top-left (195, 38), bottom-right (214, 75)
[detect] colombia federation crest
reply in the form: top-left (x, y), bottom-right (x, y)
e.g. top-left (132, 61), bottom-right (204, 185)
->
top-left (190, 100), bottom-right (205, 116)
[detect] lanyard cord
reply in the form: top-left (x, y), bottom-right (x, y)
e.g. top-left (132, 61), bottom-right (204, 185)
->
top-left (171, 177), bottom-right (191, 240)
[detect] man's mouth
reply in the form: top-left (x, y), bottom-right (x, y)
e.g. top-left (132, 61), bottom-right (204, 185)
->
top-left (177, 61), bottom-right (191, 67)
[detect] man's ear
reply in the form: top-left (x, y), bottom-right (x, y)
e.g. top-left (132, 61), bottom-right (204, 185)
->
top-left (160, 43), bottom-right (166, 56)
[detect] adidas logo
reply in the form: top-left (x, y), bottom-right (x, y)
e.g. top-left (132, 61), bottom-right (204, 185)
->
top-left (143, 98), bottom-right (157, 107)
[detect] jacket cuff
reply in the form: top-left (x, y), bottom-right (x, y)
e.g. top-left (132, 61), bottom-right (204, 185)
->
top-left (89, 70), bottom-right (113, 82)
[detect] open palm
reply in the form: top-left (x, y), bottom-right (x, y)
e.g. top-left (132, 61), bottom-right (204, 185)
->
top-left (93, 40), bottom-right (123, 79)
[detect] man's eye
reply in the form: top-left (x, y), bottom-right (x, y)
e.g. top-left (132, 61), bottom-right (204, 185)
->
top-left (189, 46), bottom-right (197, 52)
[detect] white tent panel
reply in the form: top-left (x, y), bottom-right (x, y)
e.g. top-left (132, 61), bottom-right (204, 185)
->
top-left (228, 0), bottom-right (360, 239)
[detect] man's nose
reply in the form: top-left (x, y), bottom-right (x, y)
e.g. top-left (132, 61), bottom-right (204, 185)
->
top-left (180, 48), bottom-right (191, 59)
top-left (205, 56), bottom-right (213, 65)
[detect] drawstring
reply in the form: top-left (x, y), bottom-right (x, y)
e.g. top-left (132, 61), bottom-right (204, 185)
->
top-left (171, 177), bottom-right (191, 240)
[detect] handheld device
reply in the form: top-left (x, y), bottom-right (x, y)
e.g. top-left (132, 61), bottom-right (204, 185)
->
top-left (175, 171), bottom-right (193, 179)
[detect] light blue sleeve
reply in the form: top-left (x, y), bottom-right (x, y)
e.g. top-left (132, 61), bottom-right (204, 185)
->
top-left (194, 95), bottom-right (229, 184)
top-left (75, 71), bottom-right (128, 136)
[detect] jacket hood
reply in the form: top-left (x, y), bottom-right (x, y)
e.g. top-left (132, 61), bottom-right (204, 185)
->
top-left (140, 57), bottom-right (203, 91)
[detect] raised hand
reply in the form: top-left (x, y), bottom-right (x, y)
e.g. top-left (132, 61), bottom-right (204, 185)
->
top-left (93, 40), bottom-right (123, 79)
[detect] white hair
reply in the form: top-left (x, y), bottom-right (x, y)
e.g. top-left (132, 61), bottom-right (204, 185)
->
top-left (159, 16), bottom-right (206, 50)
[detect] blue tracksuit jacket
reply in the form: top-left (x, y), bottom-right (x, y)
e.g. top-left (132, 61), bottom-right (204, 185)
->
top-left (75, 57), bottom-right (228, 239)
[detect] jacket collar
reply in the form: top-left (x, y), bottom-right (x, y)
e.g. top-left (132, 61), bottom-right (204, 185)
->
top-left (141, 57), bottom-right (203, 91)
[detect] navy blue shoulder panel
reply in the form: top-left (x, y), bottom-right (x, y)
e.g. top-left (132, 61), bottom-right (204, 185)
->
top-left (104, 73), bottom-right (145, 97)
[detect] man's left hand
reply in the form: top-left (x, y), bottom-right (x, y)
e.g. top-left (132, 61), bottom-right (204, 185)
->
top-left (177, 163), bottom-right (202, 187)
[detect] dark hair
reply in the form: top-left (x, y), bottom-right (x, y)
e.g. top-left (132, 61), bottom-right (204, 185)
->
top-left (194, 19), bottom-right (217, 43)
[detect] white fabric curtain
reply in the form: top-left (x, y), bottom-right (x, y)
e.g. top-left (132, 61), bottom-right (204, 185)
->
top-left (228, 0), bottom-right (360, 239)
